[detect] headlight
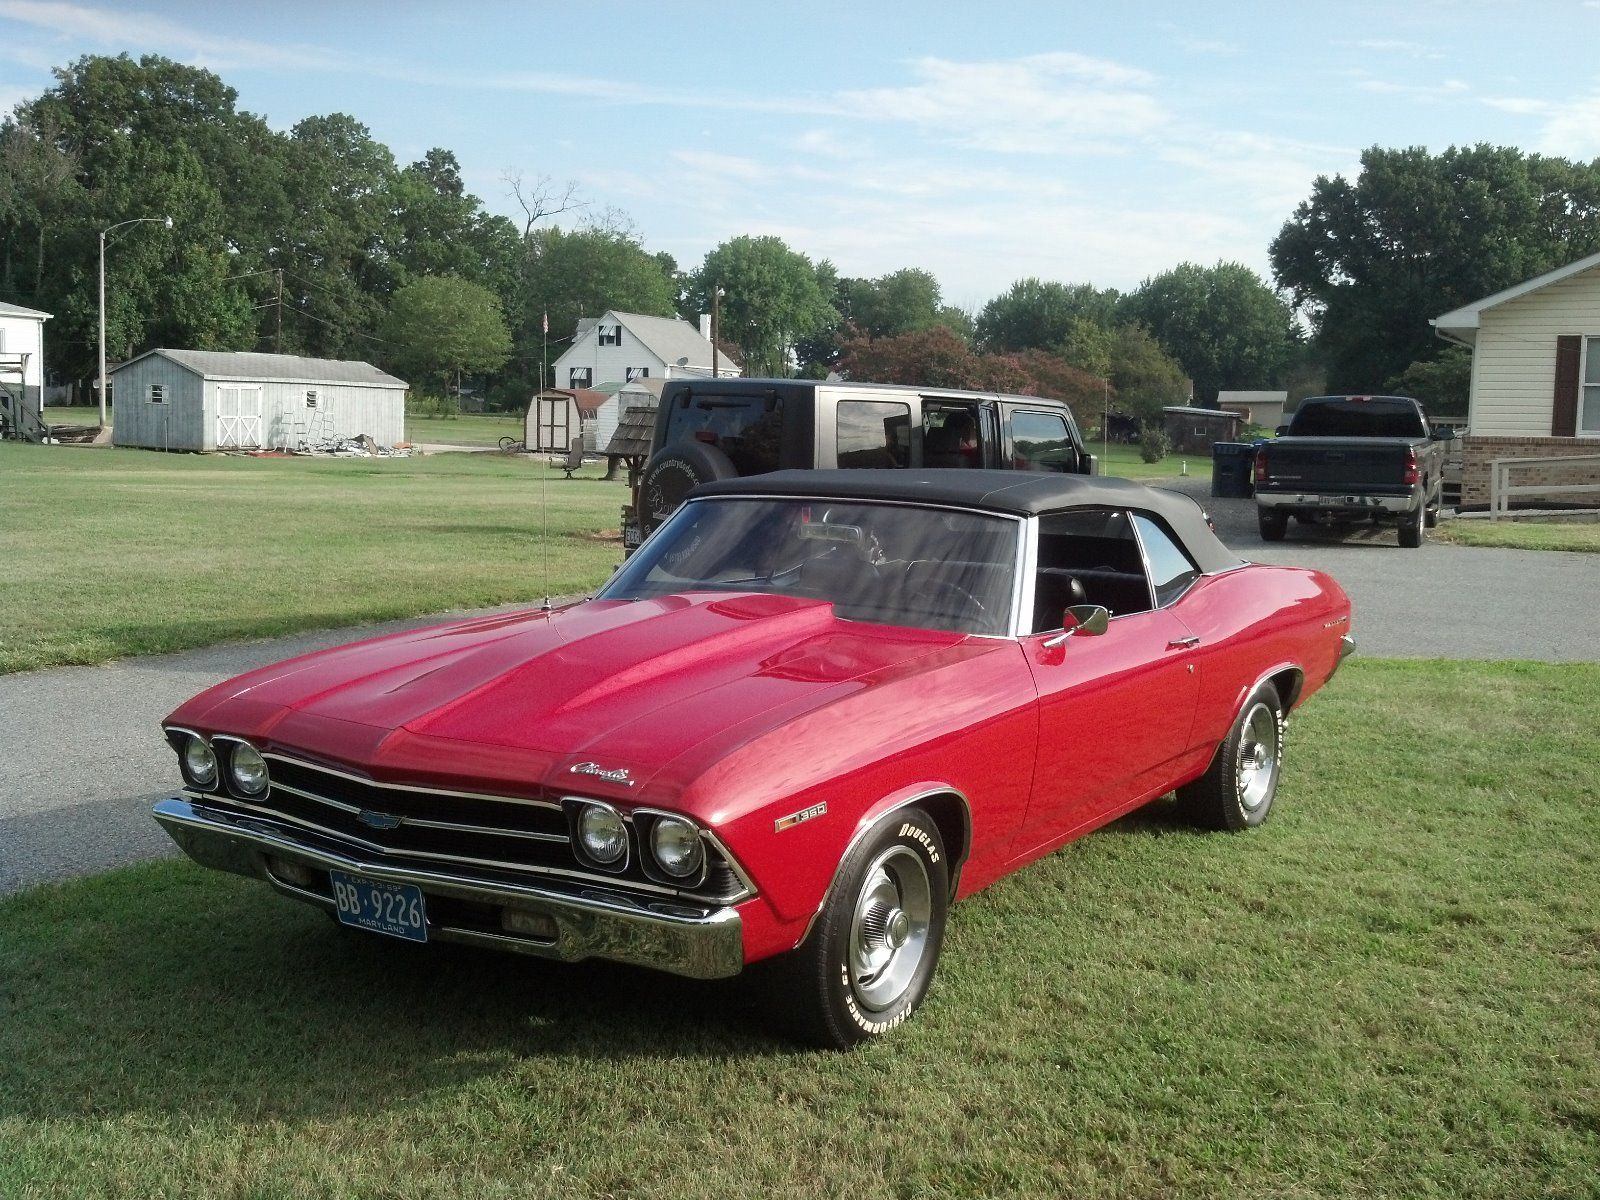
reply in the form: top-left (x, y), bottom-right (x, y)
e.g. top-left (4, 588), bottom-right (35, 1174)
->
top-left (577, 804), bottom-right (627, 865)
top-left (228, 742), bottom-right (269, 797)
top-left (183, 736), bottom-right (217, 787)
top-left (650, 816), bottom-right (705, 878)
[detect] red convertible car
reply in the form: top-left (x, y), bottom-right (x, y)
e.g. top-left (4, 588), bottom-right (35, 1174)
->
top-left (154, 470), bottom-right (1353, 1047)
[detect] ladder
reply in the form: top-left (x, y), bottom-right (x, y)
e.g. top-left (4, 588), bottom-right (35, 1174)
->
top-left (0, 380), bottom-right (48, 443)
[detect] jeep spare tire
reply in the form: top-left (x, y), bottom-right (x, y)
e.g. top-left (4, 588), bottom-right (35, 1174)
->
top-left (639, 441), bottom-right (738, 535)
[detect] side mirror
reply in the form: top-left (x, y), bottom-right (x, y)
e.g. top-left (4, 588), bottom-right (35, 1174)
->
top-left (1275, 424), bottom-right (1290, 437)
top-left (1043, 604), bottom-right (1110, 648)
top-left (1431, 425), bottom-right (1456, 441)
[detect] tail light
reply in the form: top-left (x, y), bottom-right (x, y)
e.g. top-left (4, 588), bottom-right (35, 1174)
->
top-left (1402, 448), bottom-right (1419, 486)
top-left (1253, 449), bottom-right (1269, 484)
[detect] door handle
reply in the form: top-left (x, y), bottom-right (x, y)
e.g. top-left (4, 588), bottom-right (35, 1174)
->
top-left (1167, 636), bottom-right (1201, 649)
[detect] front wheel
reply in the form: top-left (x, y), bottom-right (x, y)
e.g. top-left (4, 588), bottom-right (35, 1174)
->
top-left (1176, 683), bottom-right (1285, 831)
top-left (777, 807), bottom-right (949, 1049)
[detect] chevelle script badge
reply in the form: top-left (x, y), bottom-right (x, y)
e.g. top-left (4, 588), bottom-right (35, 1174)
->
top-left (570, 761), bottom-right (635, 786)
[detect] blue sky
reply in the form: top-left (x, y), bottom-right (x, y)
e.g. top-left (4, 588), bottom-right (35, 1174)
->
top-left (3, 0), bottom-right (1599, 308)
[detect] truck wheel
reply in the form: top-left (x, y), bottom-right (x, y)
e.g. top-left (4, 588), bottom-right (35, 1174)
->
top-left (1258, 510), bottom-right (1288, 541)
top-left (776, 807), bottom-right (949, 1050)
top-left (1176, 683), bottom-right (1284, 831)
top-left (1399, 507), bottom-right (1424, 548)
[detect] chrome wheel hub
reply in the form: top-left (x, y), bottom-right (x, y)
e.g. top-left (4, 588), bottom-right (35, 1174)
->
top-left (848, 846), bottom-right (932, 1012)
top-left (1236, 702), bottom-right (1281, 812)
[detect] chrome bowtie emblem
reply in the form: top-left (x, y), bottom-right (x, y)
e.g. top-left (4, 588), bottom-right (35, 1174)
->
top-left (357, 809), bottom-right (403, 830)
top-left (570, 761), bottom-right (634, 786)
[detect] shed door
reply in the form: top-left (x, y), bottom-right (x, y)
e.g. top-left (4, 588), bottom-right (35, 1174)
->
top-left (216, 385), bottom-right (263, 449)
top-left (537, 397), bottom-right (569, 451)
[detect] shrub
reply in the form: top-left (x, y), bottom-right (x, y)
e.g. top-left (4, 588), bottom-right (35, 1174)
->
top-left (1139, 423), bottom-right (1171, 463)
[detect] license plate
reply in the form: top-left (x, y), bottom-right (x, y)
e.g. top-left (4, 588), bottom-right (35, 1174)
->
top-left (329, 870), bottom-right (427, 942)
top-left (623, 524), bottom-right (642, 548)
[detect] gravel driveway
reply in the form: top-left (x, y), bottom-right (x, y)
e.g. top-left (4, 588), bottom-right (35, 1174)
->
top-left (3, 497), bottom-right (1596, 895)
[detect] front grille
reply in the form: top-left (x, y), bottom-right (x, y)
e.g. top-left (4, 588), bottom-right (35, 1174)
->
top-left (194, 752), bottom-right (752, 904)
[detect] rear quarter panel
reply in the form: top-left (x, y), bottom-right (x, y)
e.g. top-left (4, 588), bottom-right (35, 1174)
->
top-left (1177, 564), bottom-right (1351, 755)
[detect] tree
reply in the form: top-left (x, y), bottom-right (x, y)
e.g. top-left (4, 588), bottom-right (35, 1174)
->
top-left (1108, 325), bottom-right (1189, 423)
top-left (837, 327), bottom-right (1107, 406)
top-left (686, 236), bottom-right (837, 376)
top-left (1271, 144), bottom-right (1600, 390)
top-left (974, 278), bottom-right (1120, 353)
top-left (381, 276), bottom-right (511, 395)
top-left (1386, 346), bottom-right (1472, 418)
top-left (1119, 262), bottom-right (1296, 405)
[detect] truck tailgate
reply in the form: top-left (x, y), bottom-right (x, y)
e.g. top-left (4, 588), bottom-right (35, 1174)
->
top-left (1261, 438), bottom-right (1413, 491)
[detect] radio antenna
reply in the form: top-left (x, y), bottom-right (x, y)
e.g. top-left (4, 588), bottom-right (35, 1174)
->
top-left (540, 438), bottom-right (551, 612)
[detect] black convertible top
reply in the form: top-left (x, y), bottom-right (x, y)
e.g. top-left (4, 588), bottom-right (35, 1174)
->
top-left (690, 469), bottom-right (1245, 574)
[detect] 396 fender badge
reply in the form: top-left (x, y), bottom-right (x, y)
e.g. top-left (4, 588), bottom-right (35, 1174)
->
top-left (775, 802), bottom-right (827, 832)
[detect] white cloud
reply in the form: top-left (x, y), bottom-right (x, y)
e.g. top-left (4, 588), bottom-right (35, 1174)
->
top-left (1184, 38), bottom-right (1241, 55)
top-left (836, 52), bottom-right (1167, 155)
top-left (1354, 77), bottom-right (1471, 101)
top-left (1484, 92), bottom-right (1600, 157)
top-left (1344, 38), bottom-right (1444, 60)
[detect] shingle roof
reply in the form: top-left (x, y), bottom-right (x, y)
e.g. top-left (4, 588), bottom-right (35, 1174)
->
top-left (114, 349), bottom-right (408, 388)
top-left (0, 301), bottom-right (52, 319)
top-left (609, 311), bottom-right (741, 374)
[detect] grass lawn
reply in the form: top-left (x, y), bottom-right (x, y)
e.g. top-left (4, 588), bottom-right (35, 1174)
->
top-left (42, 405), bottom-right (108, 426)
top-left (1, 659), bottom-right (1597, 1198)
top-left (0, 443), bottom-right (625, 674)
top-left (1094, 441), bottom-right (1198, 481)
top-left (1438, 518), bottom-right (1600, 554)
top-left (406, 412), bottom-right (526, 447)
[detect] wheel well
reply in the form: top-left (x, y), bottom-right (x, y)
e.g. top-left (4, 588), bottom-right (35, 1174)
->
top-left (911, 790), bottom-right (971, 898)
top-left (1268, 666), bottom-right (1304, 710)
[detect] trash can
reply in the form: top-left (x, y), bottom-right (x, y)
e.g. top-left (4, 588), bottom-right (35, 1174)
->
top-left (1211, 442), bottom-right (1254, 498)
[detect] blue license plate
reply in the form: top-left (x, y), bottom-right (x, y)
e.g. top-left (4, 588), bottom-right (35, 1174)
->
top-left (329, 870), bottom-right (427, 942)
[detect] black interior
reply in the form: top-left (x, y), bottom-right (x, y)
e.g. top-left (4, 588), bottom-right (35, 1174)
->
top-left (1031, 512), bottom-right (1154, 631)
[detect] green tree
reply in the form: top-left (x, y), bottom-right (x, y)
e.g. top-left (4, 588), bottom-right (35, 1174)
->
top-left (1386, 346), bottom-right (1472, 418)
top-left (974, 278), bottom-right (1120, 353)
top-left (381, 276), bottom-right (512, 395)
top-left (1055, 314), bottom-right (1116, 379)
top-left (687, 236), bottom-right (837, 376)
top-left (1119, 262), bottom-right (1296, 405)
top-left (1271, 144), bottom-right (1600, 390)
top-left (1109, 324), bottom-right (1189, 423)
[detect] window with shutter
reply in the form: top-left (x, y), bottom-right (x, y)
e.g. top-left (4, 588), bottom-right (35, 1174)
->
top-left (1582, 337), bottom-right (1600, 436)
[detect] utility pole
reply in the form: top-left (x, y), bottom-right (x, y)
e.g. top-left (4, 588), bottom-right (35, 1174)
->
top-left (710, 286), bottom-right (721, 378)
top-left (274, 268), bottom-right (284, 353)
top-left (98, 215), bottom-right (171, 427)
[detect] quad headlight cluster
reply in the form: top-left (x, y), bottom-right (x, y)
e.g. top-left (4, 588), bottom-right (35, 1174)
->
top-left (172, 731), bottom-right (270, 799)
top-left (568, 800), bottom-right (706, 882)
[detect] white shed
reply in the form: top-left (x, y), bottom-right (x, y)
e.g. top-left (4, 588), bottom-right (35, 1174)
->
top-left (525, 387), bottom-right (604, 453)
top-left (110, 350), bottom-right (407, 451)
top-left (0, 301), bottom-right (50, 440)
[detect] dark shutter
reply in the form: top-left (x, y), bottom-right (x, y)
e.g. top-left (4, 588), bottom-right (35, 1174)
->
top-left (1552, 335), bottom-right (1581, 437)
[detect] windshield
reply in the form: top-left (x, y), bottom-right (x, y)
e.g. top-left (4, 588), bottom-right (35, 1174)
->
top-left (600, 498), bottom-right (1019, 636)
top-left (1289, 398), bottom-right (1426, 438)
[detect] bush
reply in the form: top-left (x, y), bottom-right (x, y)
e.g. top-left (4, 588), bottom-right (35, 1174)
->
top-left (1138, 423), bottom-right (1171, 463)
top-left (406, 393), bottom-right (456, 418)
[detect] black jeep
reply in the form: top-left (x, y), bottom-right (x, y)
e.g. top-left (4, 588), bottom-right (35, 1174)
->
top-left (623, 378), bottom-right (1096, 547)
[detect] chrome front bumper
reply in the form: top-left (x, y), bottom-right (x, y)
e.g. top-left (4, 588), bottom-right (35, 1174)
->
top-left (152, 797), bottom-right (745, 979)
top-left (1256, 490), bottom-right (1418, 513)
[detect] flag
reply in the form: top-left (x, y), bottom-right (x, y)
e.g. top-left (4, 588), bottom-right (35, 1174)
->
top-left (541, 311), bottom-right (548, 334)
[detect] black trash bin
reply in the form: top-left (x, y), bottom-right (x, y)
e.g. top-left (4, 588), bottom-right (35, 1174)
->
top-left (1211, 442), bottom-right (1254, 498)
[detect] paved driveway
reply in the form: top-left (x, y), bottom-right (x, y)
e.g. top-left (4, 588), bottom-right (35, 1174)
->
top-left (3, 502), bottom-right (1596, 896)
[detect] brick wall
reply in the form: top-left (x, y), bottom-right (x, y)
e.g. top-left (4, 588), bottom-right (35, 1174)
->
top-left (1461, 436), bottom-right (1600, 507)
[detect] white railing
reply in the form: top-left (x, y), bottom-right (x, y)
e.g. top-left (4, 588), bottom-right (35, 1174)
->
top-left (1489, 452), bottom-right (1600, 518)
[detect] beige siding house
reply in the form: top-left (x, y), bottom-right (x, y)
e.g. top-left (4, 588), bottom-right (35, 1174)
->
top-left (1432, 251), bottom-right (1600, 506)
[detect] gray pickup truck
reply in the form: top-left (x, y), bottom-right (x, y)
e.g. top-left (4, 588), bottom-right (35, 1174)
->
top-left (1253, 395), bottom-right (1452, 547)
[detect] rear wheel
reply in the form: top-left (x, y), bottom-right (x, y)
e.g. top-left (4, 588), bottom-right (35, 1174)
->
top-left (1399, 505), bottom-right (1424, 548)
top-left (1258, 509), bottom-right (1288, 541)
top-left (776, 807), bottom-right (949, 1049)
top-left (1176, 683), bottom-right (1285, 831)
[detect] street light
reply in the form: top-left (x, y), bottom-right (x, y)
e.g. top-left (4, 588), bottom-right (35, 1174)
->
top-left (98, 215), bottom-right (172, 426)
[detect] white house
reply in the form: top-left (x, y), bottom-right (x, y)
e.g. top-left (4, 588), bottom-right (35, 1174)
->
top-left (1432, 250), bottom-right (1600, 505)
top-left (0, 301), bottom-right (51, 439)
top-left (111, 350), bottom-right (408, 451)
top-left (1217, 390), bottom-right (1287, 431)
top-left (550, 310), bottom-right (739, 391)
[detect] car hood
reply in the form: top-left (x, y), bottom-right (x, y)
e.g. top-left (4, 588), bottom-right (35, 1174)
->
top-left (169, 592), bottom-right (991, 810)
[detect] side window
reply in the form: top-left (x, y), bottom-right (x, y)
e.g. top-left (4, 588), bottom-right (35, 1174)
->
top-left (1032, 508), bottom-right (1150, 630)
top-left (1010, 410), bottom-right (1074, 472)
top-left (1132, 514), bottom-right (1200, 606)
top-left (569, 367), bottom-right (592, 388)
top-left (923, 403), bottom-right (984, 468)
top-left (837, 399), bottom-right (911, 469)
